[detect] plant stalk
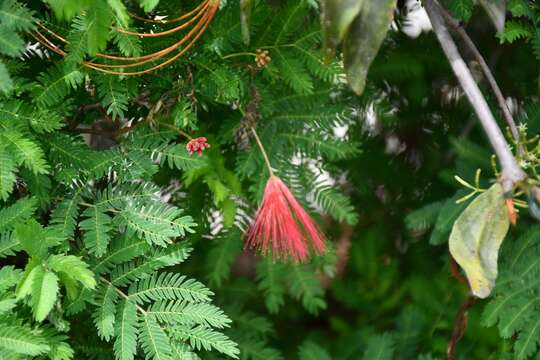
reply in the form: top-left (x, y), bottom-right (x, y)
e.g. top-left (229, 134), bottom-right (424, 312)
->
top-left (424, 0), bottom-right (527, 193)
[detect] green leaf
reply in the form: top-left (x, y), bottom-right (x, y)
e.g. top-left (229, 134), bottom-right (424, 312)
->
top-left (0, 0), bottom-right (35, 32)
top-left (449, 183), bottom-right (510, 298)
top-left (0, 143), bottom-right (16, 201)
top-left (430, 191), bottom-right (470, 245)
top-left (49, 191), bottom-right (82, 241)
top-left (15, 219), bottom-right (49, 259)
top-left (343, 0), bottom-right (396, 95)
top-left (94, 282), bottom-right (118, 341)
top-left (114, 300), bottom-right (139, 360)
top-left (0, 131), bottom-right (49, 175)
top-left (15, 258), bottom-right (40, 299)
top-left (363, 333), bottom-right (395, 360)
top-left (497, 21), bottom-right (532, 44)
top-left (0, 265), bottom-right (22, 293)
top-left (31, 268), bottom-right (59, 322)
top-left (298, 341), bottom-right (332, 360)
top-left (85, 0), bottom-right (113, 55)
top-left (139, 314), bottom-right (173, 359)
top-left (0, 325), bottom-right (50, 356)
top-left (107, 0), bottom-right (130, 28)
top-left (48, 254), bottom-right (97, 289)
top-left (148, 301), bottom-right (232, 328)
top-left (32, 65), bottom-right (84, 107)
top-left (449, 0), bottom-right (475, 22)
top-left (42, 0), bottom-right (91, 20)
top-left (320, 0), bottom-right (364, 60)
top-left (0, 28), bottom-right (24, 57)
top-left (0, 61), bottom-right (14, 94)
top-left (138, 0), bottom-right (160, 12)
top-left (174, 325), bottom-right (239, 359)
top-left (288, 263), bottom-right (326, 314)
top-left (0, 197), bottom-right (37, 233)
top-left (96, 75), bottom-right (131, 120)
top-left (128, 273), bottom-right (213, 304)
top-left (80, 206), bottom-right (113, 257)
top-left (206, 229), bottom-right (243, 288)
top-left (0, 298), bottom-right (17, 314)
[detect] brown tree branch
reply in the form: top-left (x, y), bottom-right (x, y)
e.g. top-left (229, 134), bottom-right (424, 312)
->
top-left (424, 0), bottom-right (527, 194)
top-left (432, 1), bottom-right (520, 142)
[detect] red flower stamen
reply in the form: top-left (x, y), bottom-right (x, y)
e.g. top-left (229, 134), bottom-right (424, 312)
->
top-left (245, 176), bottom-right (326, 262)
top-left (186, 137), bottom-right (210, 156)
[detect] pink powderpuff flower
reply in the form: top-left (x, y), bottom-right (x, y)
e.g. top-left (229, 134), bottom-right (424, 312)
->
top-left (245, 176), bottom-right (326, 262)
top-left (186, 137), bottom-right (210, 156)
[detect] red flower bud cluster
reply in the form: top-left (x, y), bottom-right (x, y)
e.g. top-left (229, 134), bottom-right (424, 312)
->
top-left (186, 137), bottom-right (210, 156)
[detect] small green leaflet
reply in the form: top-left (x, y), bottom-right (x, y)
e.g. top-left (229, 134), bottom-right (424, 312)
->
top-left (449, 183), bottom-right (510, 298)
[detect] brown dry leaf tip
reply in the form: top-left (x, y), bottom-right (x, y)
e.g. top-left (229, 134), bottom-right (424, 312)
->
top-left (505, 198), bottom-right (518, 225)
top-left (255, 49), bottom-right (271, 68)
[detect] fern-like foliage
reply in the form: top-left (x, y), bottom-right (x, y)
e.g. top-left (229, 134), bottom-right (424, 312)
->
top-left (496, 0), bottom-right (540, 59)
top-left (482, 226), bottom-right (540, 359)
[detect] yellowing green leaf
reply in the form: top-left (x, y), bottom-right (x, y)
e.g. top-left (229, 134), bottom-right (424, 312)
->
top-left (321, 0), bottom-right (364, 60)
top-left (449, 183), bottom-right (510, 298)
top-left (343, 0), bottom-right (396, 95)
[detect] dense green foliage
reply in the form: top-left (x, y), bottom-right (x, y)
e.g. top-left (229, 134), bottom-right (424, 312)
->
top-left (1, 0), bottom-right (540, 359)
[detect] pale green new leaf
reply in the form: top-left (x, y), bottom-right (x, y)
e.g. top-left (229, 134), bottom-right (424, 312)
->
top-left (0, 325), bottom-right (50, 356)
top-left (31, 268), bottom-right (59, 322)
top-left (48, 254), bottom-right (97, 289)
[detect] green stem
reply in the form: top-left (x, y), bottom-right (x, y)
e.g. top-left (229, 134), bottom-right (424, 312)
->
top-left (250, 127), bottom-right (274, 177)
top-left (222, 52), bottom-right (257, 59)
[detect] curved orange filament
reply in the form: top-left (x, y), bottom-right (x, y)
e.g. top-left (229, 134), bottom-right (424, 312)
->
top-left (36, 2), bottom-right (212, 62)
top-left (84, 8), bottom-right (211, 69)
top-left (31, 1), bottom-right (219, 76)
top-left (116, 0), bottom-right (210, 38)
top-left (83, 5), bottom-right (218, 75)
top-left (128, 0), bottom-right (209, 24)
top-left (31, 2), bottom-right (218, 76)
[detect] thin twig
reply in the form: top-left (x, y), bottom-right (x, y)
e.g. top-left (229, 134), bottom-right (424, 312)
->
top-left (433, 1), bottom-right (520, 142)
top-left (447, 254), bottom-right (475, 360)
top-left (447, 296), bottom-right (476, 360)
top-left (99, 276), bottom-right (147, 315)
top-left (425, 0), bottom-right (527, 193)
top-left (250, 127), bottom-right (274, 177)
